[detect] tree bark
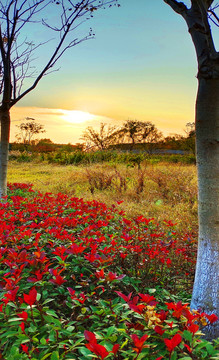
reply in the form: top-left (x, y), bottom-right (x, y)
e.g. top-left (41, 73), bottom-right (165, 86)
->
top-left (190, 77), bottom-right (219, 340)
top-left (0, 109), bottom-right (11, 198)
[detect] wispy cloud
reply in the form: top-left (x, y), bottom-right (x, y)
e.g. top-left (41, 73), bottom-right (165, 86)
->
top-left (10, 106), bottom-right (118, 144)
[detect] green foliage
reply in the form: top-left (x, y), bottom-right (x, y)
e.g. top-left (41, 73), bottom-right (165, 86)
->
top-left (9, 149), bottom-right (196, 165)
top-left (0, 184), bottom-right (218, 359)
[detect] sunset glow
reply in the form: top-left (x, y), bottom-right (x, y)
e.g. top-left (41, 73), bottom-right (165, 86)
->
top-left (9, 1), bottom-right (208, 145)
top-left (61, 110), bottom-right (95, 124)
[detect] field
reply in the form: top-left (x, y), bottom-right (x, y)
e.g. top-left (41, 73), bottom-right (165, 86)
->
top-left (8, 161), bottom-right (198, 233)
top-left (2, 160), bottom-right (218, 359)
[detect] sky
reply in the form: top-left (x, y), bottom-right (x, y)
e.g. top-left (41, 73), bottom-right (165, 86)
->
top-left (10, 0), bottom-right (219, 144)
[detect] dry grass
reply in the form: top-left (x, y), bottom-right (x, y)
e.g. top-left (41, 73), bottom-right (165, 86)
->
top-left (8, 161), bottom-right (198, 233)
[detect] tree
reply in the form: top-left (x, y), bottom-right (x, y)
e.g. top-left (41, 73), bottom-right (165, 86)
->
top-left (15, 118), bottom-right (45, 147)
top-left (81, 122), bottom-right (120, 150)
top-left (143, 128), bottom-right (164, 154)
top-left (185, 122), bottom-right (195, 136)
top-left (0, 0), bottom-right (119, 197)
top-left (119, 120), bottom-right (160, 150)
top-left (163, 0), bottom-right (219, 339)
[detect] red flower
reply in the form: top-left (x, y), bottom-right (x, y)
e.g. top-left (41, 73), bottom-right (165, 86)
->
top-left (131, 334), bottom-right (148, 354)
top-left (205, 313), bottom-right (218, 323)
top-left (4, 286), bottom-right (19, 302)
top-left (187, 322), bottom-right (199, 335)
top-left (165, 301), bottom-right (189, 318)
top-left (23, 287), bottom-right (37, 306)
top-left (164, 333), bottom-right (182, 353)
top-left (95, 268), bottom-right (105, 279)
top-left (154, 325), bottom-right (165, 335)
top-left (17, 311), bottom-right (28, 321)
top-left (106, 272), bottom-right (125, 282)
top-left (184, 343), bottom-right (192, 352)
top-left (86, 342), bottom-right (109, 359)
top-left (115, 291), bottom-right (132, 303)
top-left (19, 322), bottom-right (25, 332)
top-left (49, 268), bottom-right (67, 286)
top-left (84, 330), bottom-right (97, 342)
top-left (21, 344), bottom-right (29, 354)
top-left (112, 344), bottom-right (119, 354)
top-left (139, 293), bottom-right (157, 305)
top-left (84, 331), bottom-right (109, 359)
top-left (67, 288), bottom-right (87, 304)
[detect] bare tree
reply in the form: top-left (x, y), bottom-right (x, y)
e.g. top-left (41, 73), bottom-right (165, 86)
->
top-left (0, 0), bottom-right (119, 197)
top-left (163, 0), bottom-right (219, 339)
top-left (81, 122), bottom-right (119, 150)
top-left (15, 118), bottom-right (45, 147)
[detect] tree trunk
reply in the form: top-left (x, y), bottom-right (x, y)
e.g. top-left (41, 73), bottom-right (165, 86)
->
top-left (0, 109), bottom-right (11, 197)
top-left (190, 78), bottom-right (219, 340)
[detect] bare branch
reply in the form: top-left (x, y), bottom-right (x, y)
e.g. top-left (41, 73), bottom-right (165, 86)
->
top-left (208, 3), bottom-right (219, 26)
top-left (0, 0), bottom-right (119, 109)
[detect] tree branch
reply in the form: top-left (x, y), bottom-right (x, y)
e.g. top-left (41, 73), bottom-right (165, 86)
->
top-left (163, 0), bottom-right (188, 17)
top-left (0, 0), bottom-right (119, 108)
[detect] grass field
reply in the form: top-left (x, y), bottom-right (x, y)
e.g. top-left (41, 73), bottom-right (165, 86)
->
top-left (8, 161), bottom-right (198, 233)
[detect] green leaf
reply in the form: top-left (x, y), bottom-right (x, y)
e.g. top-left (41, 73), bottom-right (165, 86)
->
top-left (206, 343), bottom-right (217, 355)
top-left (78, 347), bottom-right (94, 357)
top-left (106, 326), bottom-right (117, 337)
top-left (8, 317), bottom-right (21, 322)
top-left (0, 330), bottom-right (17, 338)
top-left (170, 352), bottom-right (177, 360)
top-left (42, 298), bottom-right (55, 305)
top-left (66, 325), bottom-right (75, 332)
top-left (183, 330), bottom-right (193, 343)
top-left (40, 338), bottom-right (47, 345)
top-left (45, 310), bottom-right (59, 318)
top-left (40, 353), bottom-right (52, 360)
top-left (51, 351), bottom-right (59, 360)
top-left (7, 302), bottom-right (17, 308)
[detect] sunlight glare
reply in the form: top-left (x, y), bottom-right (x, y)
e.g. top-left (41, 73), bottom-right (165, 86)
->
top-left (62, 110), bottom-right (95, 124)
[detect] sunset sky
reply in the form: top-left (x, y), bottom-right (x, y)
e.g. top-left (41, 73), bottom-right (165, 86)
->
top-left (10, 1), bottom-right (218, 144)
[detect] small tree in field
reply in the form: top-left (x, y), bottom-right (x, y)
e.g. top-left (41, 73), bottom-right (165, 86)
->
top-left (0, 0), bottom-right (119, 197)
top-left (163, 0), bottom-right (219, 339)
top-left (119, 120), bottom-right (160, 150)
top-left (15, 118), bottom-right (45, 148)
top-left (81, 122), bottom-right (120, 150)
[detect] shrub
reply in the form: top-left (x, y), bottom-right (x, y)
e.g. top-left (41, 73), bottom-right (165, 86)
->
top-left (0, 184), bottom-right (218, 359)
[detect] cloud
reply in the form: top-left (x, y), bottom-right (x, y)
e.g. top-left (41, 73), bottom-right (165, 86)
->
top-left (10, 106), bottom-right (118, 144)
top-left (10, 105), bottom-right (186, 144)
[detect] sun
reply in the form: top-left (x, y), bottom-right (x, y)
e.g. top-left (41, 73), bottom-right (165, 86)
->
top-left (62, 110), bottom-right (95, 124)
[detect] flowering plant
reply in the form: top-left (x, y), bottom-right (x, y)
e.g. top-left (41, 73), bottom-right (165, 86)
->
top-left (0, 183), bottom-right (218, 359)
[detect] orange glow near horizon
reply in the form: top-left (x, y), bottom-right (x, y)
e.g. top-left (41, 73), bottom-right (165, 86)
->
top-left (61, 110), bottom-right (96, 124)
top-left (10, 105), bottom-right (192, 145)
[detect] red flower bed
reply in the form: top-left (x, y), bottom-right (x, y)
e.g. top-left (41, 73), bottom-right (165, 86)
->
top-left (0, 184), bottom-right (217, 359)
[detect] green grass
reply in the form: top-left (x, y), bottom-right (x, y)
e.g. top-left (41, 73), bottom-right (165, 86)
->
top-left (8, 160), bottom-right (198, 234)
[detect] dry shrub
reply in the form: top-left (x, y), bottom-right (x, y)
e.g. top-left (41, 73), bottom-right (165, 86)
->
top-left (85, 167), bottom-right (115, 194)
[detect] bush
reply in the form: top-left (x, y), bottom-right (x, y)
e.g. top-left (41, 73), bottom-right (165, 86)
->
top-left (9, 150), bottom-right (196, 166)
top-left (0, 184), bottom-right (218, 359)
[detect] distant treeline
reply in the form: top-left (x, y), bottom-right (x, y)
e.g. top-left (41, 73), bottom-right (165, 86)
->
top-left (10, 132), bottom-right (195, 154)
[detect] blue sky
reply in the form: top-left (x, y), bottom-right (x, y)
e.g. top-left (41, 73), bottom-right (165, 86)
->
top-left (11, 0), bottom-right (218, 143)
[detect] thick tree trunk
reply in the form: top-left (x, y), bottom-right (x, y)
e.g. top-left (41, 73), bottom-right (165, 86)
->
top-left (0, 109), bottom-right (11, 198)
top-left (190, 78), bottom-right (219, 340)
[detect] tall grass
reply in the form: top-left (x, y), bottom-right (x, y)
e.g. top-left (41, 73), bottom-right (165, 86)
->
top-left (8, 161), bottom-right (198, 234)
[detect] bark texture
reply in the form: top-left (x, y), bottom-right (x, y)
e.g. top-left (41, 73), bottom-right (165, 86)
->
top-left (190, 78), bottom-right (219, 339)
top-left (164, 0), bottom-right (219, 340)
top-left (0, 109), bottom-right (10, 197)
